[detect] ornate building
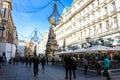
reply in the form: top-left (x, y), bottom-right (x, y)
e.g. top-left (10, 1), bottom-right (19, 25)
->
top-left (37, 0), bottom-right (120, 55)
top-left (0, 0), bottom-right (4, 23)
top-left (54, 0), bottom-right (120, 50)
top-left (0, 0), bottom-right (18, 60)
top-left (24, 41), bottom-right (35, 56)
top-left (17, 40), bottom-right (35, 57)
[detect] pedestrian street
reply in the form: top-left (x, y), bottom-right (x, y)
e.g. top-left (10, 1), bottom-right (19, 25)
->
top-left (0, 63), bottom-right (120, 80)
top-left (0, 63), bottom-right (106, 80)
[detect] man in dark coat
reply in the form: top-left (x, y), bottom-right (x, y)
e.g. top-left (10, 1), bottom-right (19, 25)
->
top-left (41, 57), bottom-right (46, 70)
top-left (33, 56), bottom-right (39, 77)
top-left (0, 55), bottom-right (2, 68)
top-left (27, 56), bottom-right (32, 68)
top-left (64, 56), bottom-right (73, 80)
top-left (71, 57), bottom-right (77, 79)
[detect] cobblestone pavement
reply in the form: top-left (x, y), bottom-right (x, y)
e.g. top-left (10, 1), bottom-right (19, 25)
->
top-left (0, 63), bottom-right (119, 80)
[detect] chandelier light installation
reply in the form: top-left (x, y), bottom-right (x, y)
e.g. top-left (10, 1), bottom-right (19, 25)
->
top-left (48, 0), bottom-right (62, 27)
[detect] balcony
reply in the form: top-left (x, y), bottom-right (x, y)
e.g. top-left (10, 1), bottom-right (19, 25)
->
top-left (5, 0), bottom-right (11, 2)
top-left (2, 17), bottom-right (8, 22)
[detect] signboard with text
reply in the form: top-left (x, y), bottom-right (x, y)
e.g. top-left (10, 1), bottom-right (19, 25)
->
top-left (0, 27), bottom-right (5, 30)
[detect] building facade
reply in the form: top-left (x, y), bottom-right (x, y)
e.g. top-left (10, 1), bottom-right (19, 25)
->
top-left (24, 41), bottom-right (35, 56)
top-left (17, 40), bottom-right (35, 57)
top-left (53, 0), bottom-right (120, 51)
top-left (0, 0), bottom-right (4, 23)
top-left (37, 31), bottom-right (49, 55)
top-left (0, 0), bottom-right (18, 60)
top-left (17, 40), bottom-right (25, 57)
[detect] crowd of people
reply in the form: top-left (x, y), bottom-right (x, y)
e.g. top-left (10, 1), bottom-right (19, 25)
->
top-left (0, 52), bottom-right (46, 77)
top-left (64, 56), bottom-right (77, 80)
top-left (62, 53), bottom-right (112, 80)
top-left (10, 55), bottom-right (46, 77)
top-left (0, 51), bottom-right (114, 80)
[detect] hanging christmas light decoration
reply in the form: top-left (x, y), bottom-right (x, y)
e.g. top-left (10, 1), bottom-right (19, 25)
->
top-left (48, 0), bottom-right (62, 27)
top-left (31, 30), bottom-right (39, 42)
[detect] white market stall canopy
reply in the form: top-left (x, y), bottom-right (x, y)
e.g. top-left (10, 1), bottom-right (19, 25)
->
top-left (72, 48), bottom-right (87, 53)
top-left (56, 50), bottom-right (74, 55)
top-left (86, 45), bottom-right (114, 52)
top-left (112, 46), bottom-right (120, 51)
top-left (56, 48), bottom-right (88, 55)
top-left (55, 45), bottom-right (120, 55)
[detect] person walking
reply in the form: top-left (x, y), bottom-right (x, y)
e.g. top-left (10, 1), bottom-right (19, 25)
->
top-left (0, 55), bottom-right (2, 68)
top-left (103, 55), bottom-right (111, 80)
top-left (95, 61), bottom-right (102, 75)
top-left (25, 57), bottom-right (29, 67)
top-left (41, 56), bottom-right (46, 70)
top-left (82, 57), bottom-right (88, 75)
top-left (28, 57), bottom-right (32, 68)
top-left (52, 58), bottom-right (54, 65)
top-left (2, 52), bottom-right (7, 66)
top-left (71, 57), bottom-right (77, 79)
top-left (64, 55), bottom-right (73, 80)
top-left (33, 56), bottom-right (39, 77)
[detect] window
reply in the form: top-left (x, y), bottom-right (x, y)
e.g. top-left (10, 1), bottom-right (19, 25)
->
top-left (87, 16), bottom-right (89, 23)
top-left (85, 8), bottom-right (88, 13)
top-left (106, 20), bottom-right (110, 30)
top-left (98, 9), bottom-right (100, 16)
top-left (89, 28), bottom-right (91, 35)
top-left (79, 12), bottom-right (81, 16)
top-left (92, 3), bottom-right (94, 8)
top-left (99, 23), bottom-right (102, 33)
top-left (104, 6), bottom-right (108, 13)
top-left (96, 26), bottom-right (99, 34)
top-left (84, 19), bottom-right (85, 25)
top-left (80, 32), bottom-right (82, 39)
top-left (97, 0), bottom-right (100, 5)
top-left (113, 17), bottom-right (117, 24)
top-left (83, 10), bottom-right (85, 14)
top-left (93, 26), bottom-right (96, 35)
top-left (79, 19), bottom-right (81, 24)
top-left (84, 30), bottom-right (86, 37)
top-left (74, 23), bottom-right (76, 29)
top-left (86, 29), bottom-right (89, 37)
top-left (112, 1), bottom-right (116, 10)
top-left (113, 17), bottom-right (118, 28)
top-left (3, 8), bottom-right (6, 18)
top-left (92, 12), bottom-right (95, 18)
top-left (87, 7), bottom-right (89, 12)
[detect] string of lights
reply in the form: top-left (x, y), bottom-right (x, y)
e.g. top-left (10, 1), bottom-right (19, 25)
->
top-left (12, 0), bottom-right (65, 13)
top-left (21, 28), bottom-right (43, 42)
